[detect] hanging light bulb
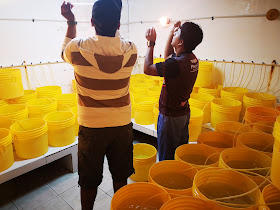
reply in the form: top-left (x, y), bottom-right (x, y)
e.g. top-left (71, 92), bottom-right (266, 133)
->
top-left (160, 17), bottom-right (171, 26)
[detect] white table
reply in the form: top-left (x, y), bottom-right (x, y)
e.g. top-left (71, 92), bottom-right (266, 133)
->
top-left (0, 138), bottom-right (78, 184)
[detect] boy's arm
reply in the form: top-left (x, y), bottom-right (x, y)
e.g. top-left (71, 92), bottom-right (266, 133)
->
top-left (144, 27), bottom-right (159, 76)
top-left (164, 32), bottom-right (174, 60)
top-left (164, 21), bottom-right (181, 60)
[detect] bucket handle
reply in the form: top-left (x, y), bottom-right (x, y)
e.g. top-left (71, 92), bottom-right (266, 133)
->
top-left (12, 134), bottom-right (18, 143)
top-left (203, 152), bottom-right (220, 165)
top-left (0, 145), bottom-right (6, 156)
top-left (261, 142), bottom-right (274, 152)
top-left (202, 168), bottom-right (271, 201)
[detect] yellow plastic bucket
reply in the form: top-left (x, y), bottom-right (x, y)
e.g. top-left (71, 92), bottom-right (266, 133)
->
top-left (0, 117), bottom-right (15, 129)
top-left (133, 96), bottom-right (156, 104)
top-left (194, 62), bottom-right (213, 87)
top-left (160, 196), bottom-right (216, 210)
top-left (189, 93), bottom-right (214, 123)
top-left (198, 84), bottom-right (221, 98)
top-left (130, 74), bottom-right (147, 84)
top-left (0, 100), bottom-right (7, 106)
top-left (271, 132), bottom-right (280, 190)
top-left (197, 131), bottom-right (234, 153)
top-left (276, 105), bottom-right (280, 115)
top-left (130, 143), bottom-right (157, 182)
top-left (192, 87), bottom-right (200, 93)
top-left (153, 103), bottom-right (159, 130)
top-left (7, 90), bottom-right (37, 104)
top-left (253, 121), bottom-right (275, 135)
top-left (0, 128), bottom-right (14, 172)
top-left (27, 98), bottom-right (57, 119)
top-left (10, 118), bottom-right (48, 159)
top-left (193, 167), bottom-right (261, 210)
top-left (44, 111), bottom-right (76, 147)
top-left (151, 76), bottom-right (164, 86)
top-left (242, 92), bottom-right (276, 117)
top-left (211, 98), bottom-right (242, 128)
top-left (0, 68), bottom-right (24, 99)
top-left (236, 132), bottom-right (274, 158)
top-left (111, 182), bottom-right (171, 210)
top-left (175, 144), bottom-right (220, 170)
top-left (221, 87), bottom-right (249, 102)
top-left (215, 121), bottom-right (253, 146)
top-left (154, 58), bottom-right (165, 64)
top-left (71, 106), bottom-right (78, 136)
top-left (130, 92), bottom-right (134, 119)
top-left (131, 83), bottom-right (152, 95)
top-left (149, 160), bottom-right (197, 198)
top-left (244, 107), bottom-right (278, 125)
top-left (57, 104), bottom-right (71, 111)
top-left (134, 101), bottom-right (156, 125)
top-left (0, 104), bottom-right (28, 120)
top-left (259, 184), bottom-right (280, 210)
top-left (36, 86), bottom-right (62, 98)
top-left (72, 79), bottom-right (77, 93)
top-left (219, 148), bottom-right (271, 189)
top-left (143, 75), bottom-right (155, 85)
top-left (189, 108), bottom-right (203, 142)
top-left (54, 93), bottom-right (78, 108)
top-left (273, 116), bottom-right (280, 139)
top-left (147, 86), bottom-right (161, 98)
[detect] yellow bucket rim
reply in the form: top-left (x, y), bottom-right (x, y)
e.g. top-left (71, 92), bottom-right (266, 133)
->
top-left (44, 111), bottom-right (76, 128)
top-left (0, 128), bottom-right (12, 146)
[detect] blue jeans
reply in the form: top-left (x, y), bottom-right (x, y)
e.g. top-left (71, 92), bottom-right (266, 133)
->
top-left (157, 112), bottom-right (190, 161)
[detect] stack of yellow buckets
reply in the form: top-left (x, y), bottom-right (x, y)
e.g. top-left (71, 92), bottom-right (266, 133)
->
top-left (0, 68), bottom-right (78, 173)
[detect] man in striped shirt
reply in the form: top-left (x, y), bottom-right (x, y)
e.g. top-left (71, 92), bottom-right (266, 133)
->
top-left (61, 0), bottom-right (137, 209)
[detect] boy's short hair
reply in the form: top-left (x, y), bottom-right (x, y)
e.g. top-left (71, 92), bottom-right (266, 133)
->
top-left (180, 22), bottom-right (203, 52)
top-left (92, 0), bottom-right (122, 37)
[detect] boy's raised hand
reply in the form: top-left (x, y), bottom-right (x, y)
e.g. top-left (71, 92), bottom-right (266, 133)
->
top-left (145, 27), bottom-right (157, 42)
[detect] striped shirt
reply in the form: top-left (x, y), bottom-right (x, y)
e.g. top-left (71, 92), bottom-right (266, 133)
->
top-left (62, 33), bottom-right (137, 128)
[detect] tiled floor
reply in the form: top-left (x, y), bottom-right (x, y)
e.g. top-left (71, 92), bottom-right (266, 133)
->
top-left (0, 130), bottom-right (158, 210)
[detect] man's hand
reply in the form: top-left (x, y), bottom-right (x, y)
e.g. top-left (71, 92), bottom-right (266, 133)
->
top-left (145, 27), bottom-right (157, 42)
top-left (170, 21), bottom-right (181, 36)
top-left (61, 1), bottom-right (75, 22)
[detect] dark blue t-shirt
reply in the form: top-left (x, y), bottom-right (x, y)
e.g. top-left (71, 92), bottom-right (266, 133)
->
top-left (155, 52), bottom-right (199, 117)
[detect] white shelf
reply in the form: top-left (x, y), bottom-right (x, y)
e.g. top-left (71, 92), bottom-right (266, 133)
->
top-left (0, 138), bottom-right (78, 184)
top-left (131, 119), bottom-right (212, 143)
top-left (131, 119), bottom-right (157, 137)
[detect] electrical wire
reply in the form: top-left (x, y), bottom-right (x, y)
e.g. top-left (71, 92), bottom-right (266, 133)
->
top-left (228, 63), bottom-right (236, 87)
top-left (232, 63), bottom-right (244, 87)
top-left (271, 66), bottom-right (280, 91)
top-left (237, 63), bottom-right (246, 87)
top-left (240, 63), bottom-right (253, 88)
top-left (253, 64), bottom-right (264, 91)
top-left (224, 62), bottom-right (234, 87)
top-left (245, 64), bottom-right (256, 89)
top-left (48, 64), bottom-right (56, 85)
top-left (31, 65), bottom-right (41, 87)
top-left (258, 65), bottom-right (268, 92)
top-left (222, 62), bottom-right (226, 86)
top-left (24, 67), bottom-right (32, 90)
top-left (40, 65), bottom-right (49, 86)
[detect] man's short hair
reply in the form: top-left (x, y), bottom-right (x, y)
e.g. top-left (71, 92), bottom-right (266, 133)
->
top-left (92, 0), bottom-right (122, 37)
top-left (180, 22), bottom-right (203, 52)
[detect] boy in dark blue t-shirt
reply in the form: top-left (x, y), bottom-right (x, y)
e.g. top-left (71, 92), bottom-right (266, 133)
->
top-left (144, 21), bottom-right (203, 161)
